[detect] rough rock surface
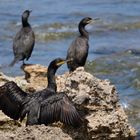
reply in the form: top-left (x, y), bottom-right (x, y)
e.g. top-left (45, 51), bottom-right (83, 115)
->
top-left (0, 124), bottom-right (73, 140)
top-left (57, 67), bottom-right (136, 140)
top-left (0, 64), bottom-right (137, 140)
top-left (22, 64), bottom-right (48, 85)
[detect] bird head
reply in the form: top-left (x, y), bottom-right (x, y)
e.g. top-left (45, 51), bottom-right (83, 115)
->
top-left (22, 10), bottom-right (32, 19)
top-left (48, 58), bottom-right (72, 70)
top-left (80, 17), bottom-right (99, 26)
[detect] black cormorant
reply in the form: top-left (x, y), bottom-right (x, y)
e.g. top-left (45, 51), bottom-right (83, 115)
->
top-left (66, 17), bottom-right (98, 72)
top-left (0, 58), bottom-right (82, 127)
top-left (9, 10), bottom-right (35, 66)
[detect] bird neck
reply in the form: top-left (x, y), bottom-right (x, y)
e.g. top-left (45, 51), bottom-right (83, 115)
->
top-left (22, 17), bottom-right (30, 28)
top-left (78, 23), bottom-right (89, 39)
top-left (47, 68), bottom-right (57, 92)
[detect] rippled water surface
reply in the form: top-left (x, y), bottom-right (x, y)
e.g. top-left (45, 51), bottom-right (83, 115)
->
top-left (0, 0), bottom-right (140, 137)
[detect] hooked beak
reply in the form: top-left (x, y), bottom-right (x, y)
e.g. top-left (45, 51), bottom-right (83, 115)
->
top-left (56, 59), bottom-right (73, 66)
top-left (29, 10), bottom-right (32, 13)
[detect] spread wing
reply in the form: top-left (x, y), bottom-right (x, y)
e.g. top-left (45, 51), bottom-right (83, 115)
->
top-left (0, 81), bottom-right (27, 120)
top-left (20, 88), bottom-right (55, 125)
top-left (39, 93), bottom-right (82, 127)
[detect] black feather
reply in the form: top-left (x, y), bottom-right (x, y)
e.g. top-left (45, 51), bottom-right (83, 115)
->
top-left (66, 17), bottom-right (93, 72)
top-left (40, 93), bottom-right (82, 127)
top-left (0, 81), bottom-right (27, 120)
top-left (0, 58), bottom-right (82, 127)
top-left (9, 10), bottom-right (35, 66)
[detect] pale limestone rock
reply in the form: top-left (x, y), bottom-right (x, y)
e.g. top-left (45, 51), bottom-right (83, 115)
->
top-left (0, 65), bottom-right (136, 140)
top-left (56, 67), bottom-right (136, 139)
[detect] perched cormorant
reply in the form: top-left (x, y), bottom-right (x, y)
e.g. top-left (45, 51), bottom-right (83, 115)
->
top-left (0, 58), bottom-right (82, 127)
top-left (9, 10), bottom-right (35, 66)
top-left (66, 17), bottom-right (98, 72)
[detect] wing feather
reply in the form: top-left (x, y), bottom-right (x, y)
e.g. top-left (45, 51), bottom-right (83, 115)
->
top-left (40, 93), bottom-right (82, 127)
top-left (0, 81), bottom-right (27, 120)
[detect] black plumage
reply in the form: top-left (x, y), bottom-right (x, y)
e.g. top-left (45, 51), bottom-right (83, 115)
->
top-left (9, 10), bottom-right (35, 66)
top-left (0, 58), bottom-right (82, 127)
top-left (66, 17), bottom-right (95, 72)
top-left (0, 81), bottom-right (27, 120)
top-left (39, 93), bottom-right (82, 127)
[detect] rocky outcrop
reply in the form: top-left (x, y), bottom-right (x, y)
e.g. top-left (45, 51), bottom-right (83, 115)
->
top-left (0, 65), bottom-right (136, 140)
top-left (57, 67), bottom-right (136, 139)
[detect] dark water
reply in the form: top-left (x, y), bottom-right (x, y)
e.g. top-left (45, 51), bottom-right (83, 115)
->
top-left (0, 0), bottom-right (140, 137)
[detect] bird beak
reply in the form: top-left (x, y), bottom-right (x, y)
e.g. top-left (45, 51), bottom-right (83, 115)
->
top-left (29, 10), bottom-right (32, 13)
top-left (89, 18), bottom-right (100, 23)
top-left (56, 60), bottom-right (66, 66)
top-left (56, 59), bottom-right (73, 66)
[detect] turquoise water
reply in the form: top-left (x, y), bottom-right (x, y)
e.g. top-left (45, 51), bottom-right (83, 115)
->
top-left (0, 0), bottom-right (140, 137)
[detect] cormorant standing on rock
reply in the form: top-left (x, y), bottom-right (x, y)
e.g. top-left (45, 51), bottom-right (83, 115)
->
top-left (9, 10), bottom-right (35, 66)
top-left (0, 58), bottom-right (82, 127)
top-left (66, 17), bottom-right (98, 72)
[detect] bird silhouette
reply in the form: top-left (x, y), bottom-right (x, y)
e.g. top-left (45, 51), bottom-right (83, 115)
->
top-left (9, 10), bottom-right (35, 66)
top-left (0, 58), bottom-right (82, 127)
top-left (66, 17), bottom-right (98, 72)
